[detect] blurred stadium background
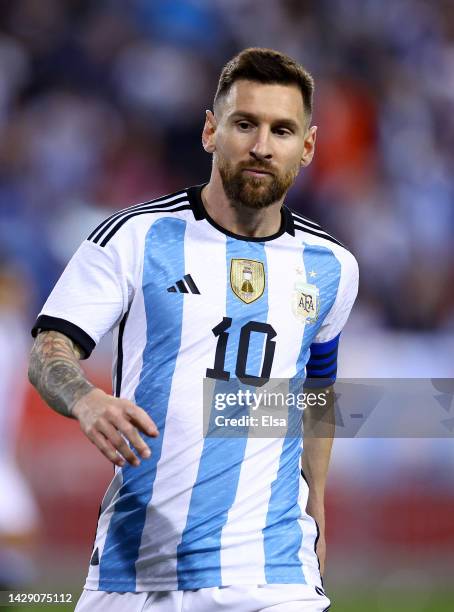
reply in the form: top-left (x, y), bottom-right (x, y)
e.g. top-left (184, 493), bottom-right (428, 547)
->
top-left (0, 0), bottom-right (453, 610)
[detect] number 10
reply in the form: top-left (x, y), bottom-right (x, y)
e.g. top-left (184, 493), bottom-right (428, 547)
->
top-left (206, 317), bottom-right (277, 387)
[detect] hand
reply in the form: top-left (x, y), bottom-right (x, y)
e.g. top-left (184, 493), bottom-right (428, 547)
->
top-left (72, 388), bottom-right (159, 467)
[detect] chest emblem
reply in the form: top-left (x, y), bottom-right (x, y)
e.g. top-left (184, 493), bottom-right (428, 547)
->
top-left (292, 272), bottom-right (319, 323)
top-left (230, 259), bottom-right (265, 304)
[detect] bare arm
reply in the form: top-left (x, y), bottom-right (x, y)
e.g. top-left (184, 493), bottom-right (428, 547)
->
top-left (28, 330), bottom-right (158, 467)
top-left (301, 386), bottom-right (335, 577)
top-left (28, 330), bottom-right (93, 417)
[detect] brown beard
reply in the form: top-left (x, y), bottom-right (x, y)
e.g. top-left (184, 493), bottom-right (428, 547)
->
top-left (217, 155), bottom-right (299, 210)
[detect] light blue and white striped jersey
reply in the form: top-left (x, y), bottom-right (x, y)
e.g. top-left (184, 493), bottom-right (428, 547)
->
top-left (32, 185), bottom-right (358, 593)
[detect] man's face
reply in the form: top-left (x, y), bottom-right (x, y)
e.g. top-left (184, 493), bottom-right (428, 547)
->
top-left (205, 80), bottom-right (316, 210)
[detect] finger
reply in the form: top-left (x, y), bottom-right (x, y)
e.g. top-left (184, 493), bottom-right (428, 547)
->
top-left (90, 430), bottom-right (126, 468)
top-left (98, 421), bottom-right (140, 466)
top-left (123, 402), bottom-right (159, 437)
top-left (116, 419), bottom-right (152, 460)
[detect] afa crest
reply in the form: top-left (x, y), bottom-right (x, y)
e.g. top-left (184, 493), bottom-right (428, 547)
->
top-left (230, 259), bottom-right (265, 304)
top-left (292, 276), bottom-right (319, 323)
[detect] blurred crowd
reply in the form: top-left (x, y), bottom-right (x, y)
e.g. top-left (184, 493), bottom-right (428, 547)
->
top-left (0, 0), bottom-right (453, 330)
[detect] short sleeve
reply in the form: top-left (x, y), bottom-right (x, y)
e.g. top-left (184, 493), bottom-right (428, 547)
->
top-left (305, 250), bottom-right (359, 386)
top-left (31, 238), bottom-right (133, 358)
top-left (313, 250), bottom-right (359, 344)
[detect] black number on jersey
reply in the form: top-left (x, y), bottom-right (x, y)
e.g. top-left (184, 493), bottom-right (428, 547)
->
top-left (206, 318), bottom-right (277, 387)
top-left (205, 317), bottom-right (232, 381)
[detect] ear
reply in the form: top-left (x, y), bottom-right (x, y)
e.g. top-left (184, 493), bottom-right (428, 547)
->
top-left (300, 125), bottom-right (317, 167)
top-left (202, 110), bottom-right (217, 154)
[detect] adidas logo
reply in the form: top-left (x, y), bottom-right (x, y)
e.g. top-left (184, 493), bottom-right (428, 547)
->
top-left (167, 274), bottom-right (200, 294)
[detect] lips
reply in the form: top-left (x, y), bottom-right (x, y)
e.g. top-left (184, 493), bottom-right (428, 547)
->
top-left (243, 168), bottom-right (272, 176)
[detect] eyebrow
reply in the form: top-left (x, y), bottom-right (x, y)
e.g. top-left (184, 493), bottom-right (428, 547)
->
top-left (230, 111), bottom-right (300, 132)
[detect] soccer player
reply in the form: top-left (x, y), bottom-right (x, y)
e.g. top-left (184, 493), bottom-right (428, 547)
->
top-left (28, 48), bottom-right (358, 611)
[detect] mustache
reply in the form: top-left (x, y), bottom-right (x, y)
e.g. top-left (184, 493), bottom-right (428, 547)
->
top-left (238, 161), bottom-right (276, 174)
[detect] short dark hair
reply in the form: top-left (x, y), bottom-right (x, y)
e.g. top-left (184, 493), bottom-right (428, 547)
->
top-left (214, 47), bottom-right (314, 119)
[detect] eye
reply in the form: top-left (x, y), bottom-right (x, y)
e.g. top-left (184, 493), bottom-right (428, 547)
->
top-left (274, 127), bottom-right (292, 136)
top-left (236, 120), bottom-right (253, 131)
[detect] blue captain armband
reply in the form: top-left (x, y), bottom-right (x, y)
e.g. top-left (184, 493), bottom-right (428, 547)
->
top-left (305, 333), bottom-right (340, 388)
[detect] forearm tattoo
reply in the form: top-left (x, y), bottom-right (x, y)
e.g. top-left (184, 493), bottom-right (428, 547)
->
top-left (28, 331), bottom-right (94, 418)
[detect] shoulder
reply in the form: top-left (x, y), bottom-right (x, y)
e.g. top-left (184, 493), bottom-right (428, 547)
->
top-left (86, 188), bottom-right (193, 249)
top-left (286, 206), bottom-right (358, 270)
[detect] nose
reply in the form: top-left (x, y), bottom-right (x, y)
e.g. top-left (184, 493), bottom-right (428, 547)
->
top-left (249, 126), bottom-right (272, 161)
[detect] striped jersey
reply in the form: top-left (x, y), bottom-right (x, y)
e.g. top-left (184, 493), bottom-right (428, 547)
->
top-left (32, 184), bottom-right (359, 592)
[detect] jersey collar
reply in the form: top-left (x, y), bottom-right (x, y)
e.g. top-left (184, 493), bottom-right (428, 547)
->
top-left (187, 184), bottom-right (295, 242)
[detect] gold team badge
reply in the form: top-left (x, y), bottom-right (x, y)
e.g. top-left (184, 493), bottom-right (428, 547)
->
top-left (292, 269), bottom-right (319, 323)
top-left (230, 259), bottom-right (265, 304)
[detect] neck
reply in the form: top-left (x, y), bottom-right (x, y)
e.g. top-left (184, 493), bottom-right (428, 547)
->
top-left (201, 168), bottom-right (284, 238)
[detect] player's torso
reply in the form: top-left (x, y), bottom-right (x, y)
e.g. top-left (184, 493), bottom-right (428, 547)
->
top-left (90, 204), bottom-right (344, 591)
